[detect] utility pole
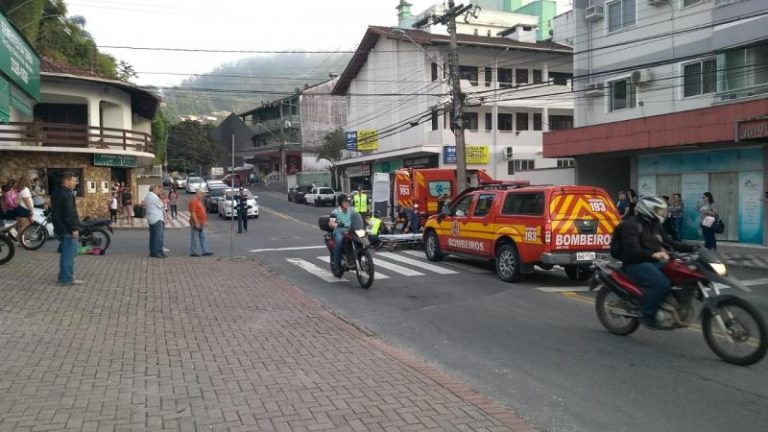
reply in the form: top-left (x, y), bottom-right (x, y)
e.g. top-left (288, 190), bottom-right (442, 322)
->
top-left (279, 99), bottom-right (288, 193)
top-left (415, 1), bottom-right (472, 192)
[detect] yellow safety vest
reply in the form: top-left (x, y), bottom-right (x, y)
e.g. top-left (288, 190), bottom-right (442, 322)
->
top-left (354, 193), bottom-right (368, 214)
top-left (369, 217), bottom-right (382, 235)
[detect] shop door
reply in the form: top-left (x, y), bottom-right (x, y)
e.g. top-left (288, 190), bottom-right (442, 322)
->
top-left (656, 175), bottom-right (681, 199)
top-left (709, 172), bottom-right (739, 241)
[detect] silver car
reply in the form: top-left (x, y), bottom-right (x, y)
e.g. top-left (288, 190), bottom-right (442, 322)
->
top-left (218, 189), bottom-right (259, 219)
top-left (186, 176), bottom-right (207, 194)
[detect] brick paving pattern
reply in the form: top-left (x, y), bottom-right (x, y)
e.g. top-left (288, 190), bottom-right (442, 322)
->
top-left (0, 251), bottom-right (533, 432)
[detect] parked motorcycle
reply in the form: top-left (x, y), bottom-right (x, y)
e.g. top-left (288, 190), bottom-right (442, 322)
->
top-left (319, 213), bottom-right (374, 289)
top-left (21, 209), bottom-right (113, 252)
top-left (0, 222), bottom-right (15, 265)
top-left (591, 248), bottom-right (767, 366)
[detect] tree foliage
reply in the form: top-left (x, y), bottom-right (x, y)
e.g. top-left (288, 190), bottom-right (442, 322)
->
top-left (317, 128), bottom-right (346, 190)
top-left (151, 109), bottom-right (169, 165)
top-left (166, 120), bottom-right (228, 173)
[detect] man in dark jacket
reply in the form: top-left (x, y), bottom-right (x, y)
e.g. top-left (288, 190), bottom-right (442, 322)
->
top-left (235, 187), bottom-right (250, 233)
top-left (620, 196), bottom-right (694, 327)
top-left (51, 172), bottom-right (81, 285)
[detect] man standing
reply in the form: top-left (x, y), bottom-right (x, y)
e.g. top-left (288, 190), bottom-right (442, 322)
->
top-left (189, 189), bottom-right (213, 257)
top-left (51, 172), bottom-right (81, 285)
top-left (144, 185), bottom-right (166, 258)
top-left (353, 185), bottom-right (368, 216)
top-left (121, 183), bottom-right (134, 224)
top-left (235, 187), bottom-right (250, 233)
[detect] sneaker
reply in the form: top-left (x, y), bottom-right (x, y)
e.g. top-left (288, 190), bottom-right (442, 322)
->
top-left (162, 247), bottom-right (171, 253)
top-left (202, 252), bottom-right (214, 256)
top-left (190, 254), bottom-right (201, 257)
top-left (59, 280), bottom-right (84, 286)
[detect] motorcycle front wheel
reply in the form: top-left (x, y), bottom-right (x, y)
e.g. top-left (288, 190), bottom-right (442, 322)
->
top-left (355, 249), bottom-right (374, 289)
top-left (0, 234), bottom-right (14, 265)
top-left (20, 222), bottom-right (47, 250)
top-left (82, 228), bottom-right (111, 252)
top-left (595, 286), bottom-right (640, 336)
top-left (702, 296), bottom-right (767, 366)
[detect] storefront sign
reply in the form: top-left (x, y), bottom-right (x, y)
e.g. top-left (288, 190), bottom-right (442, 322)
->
top-left (345, 131), bottom-right (357, 151)
top-left (442, 145), bottom-right (489, 164)
top-left (736, 118), bottom-right (768, 141)
top-left (93, 154), bottom-right (138, 168)
top-left (0, 75), bottom-right (8, 123)
top-left (357, 129), bottom-right (378, 151)
top-left (0, 12), bottom-right (40, 101)
top-left (738, 171), bottom-right (764, 243)
top-left (403, 154), bottom-right (439, 169)
top-left (346, 164), bottom-right (370, 177)
top-left (443, 145), bottom-right (457, 164)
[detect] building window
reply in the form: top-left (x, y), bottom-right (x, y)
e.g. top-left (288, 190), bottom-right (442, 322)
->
top-left (549, 115), bottom-right (574, 130)
top-left (459, 65), bottom-right (479, 86)
top-left (485, 112), bottom-right (492, 131)
top-left (609, 78), bottom-right (636, 111)
top-left (516, 112), bottom-right (529, 131)
top-left (516, 69), bottom-right (528, 86)
top-left (550, 72), bottom-right (573, 85)
top-left (683, 59), bottom-right (717, 97)
top-left (508, 159), bottom-right (535, 174)
top-left (498, 68), bottom-right (513, 88)
top-left (721, 43), bottom-right (768, 92)
top-left (533, 69), bottom-right (543, 84)
top-left (607, 0), bottom-right (636, 33)
top-left (498, 113), bottom-right (513, 131)
top-left (431, 63), bottom-right (438, 82)
top-left (473, 194), bottom-right (496, 217)
top-left (431, 109), bottom-right (439, 131)
top-left (683, 0), bottom-right (702, 6)
top-left (462, 112), bottom-right (479, 130)
top-left (533, 113), bottom-right (542, 131)
top-left (557, 159), bottom-right (575, 168)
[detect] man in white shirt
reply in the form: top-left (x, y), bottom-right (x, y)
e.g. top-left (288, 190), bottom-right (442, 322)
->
top-left (143, 185), bottom-right (166, 258)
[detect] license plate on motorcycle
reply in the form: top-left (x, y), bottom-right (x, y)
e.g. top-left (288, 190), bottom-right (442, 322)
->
top-left (576, 252), bottom-right (596, 261)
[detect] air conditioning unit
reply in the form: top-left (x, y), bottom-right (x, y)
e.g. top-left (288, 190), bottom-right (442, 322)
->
top-left (584, 82), bottom-right (604, 97)
top-left (631, 69), bottom-right (653, 85)
top-left (648, 0), bottom-right (667, 6)
top-left (504, 147), bottom-right (514, 160)
top-left (585, 5), bottom-right (604, 21)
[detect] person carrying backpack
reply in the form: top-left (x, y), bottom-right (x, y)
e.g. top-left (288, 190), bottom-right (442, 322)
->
top-left (610, 196), bottom-right (694, 328)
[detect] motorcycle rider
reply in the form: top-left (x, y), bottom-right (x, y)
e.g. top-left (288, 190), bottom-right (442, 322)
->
top-left (328, 193), bottom-right (355, 270)
top-left (619, 196), bottom-right (695, 328)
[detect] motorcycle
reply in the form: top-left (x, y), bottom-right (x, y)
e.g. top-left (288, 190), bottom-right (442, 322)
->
top-left (591, 248), bottom-right (767, 366)
top-left (319, 213), bottom-right (375, 289)
top-left (0, 221), bottom-right (15, 265)
top-left (20, 209), bottom-right (113, 253)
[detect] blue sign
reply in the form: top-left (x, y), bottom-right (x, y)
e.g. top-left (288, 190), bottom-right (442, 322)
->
top-left (443, 145), bottom-right (457, 164)
top-left (345, 131), bottom-right (357, 151)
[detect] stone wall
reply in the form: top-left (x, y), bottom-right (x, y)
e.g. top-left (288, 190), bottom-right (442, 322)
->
top-left (0, 151), bottom-right (139, 218)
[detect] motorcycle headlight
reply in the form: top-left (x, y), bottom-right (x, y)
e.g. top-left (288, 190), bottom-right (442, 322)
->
top-left (710, 263), bottom-right (727, 276)
top-left (355, 229), bottom-right (367, 238)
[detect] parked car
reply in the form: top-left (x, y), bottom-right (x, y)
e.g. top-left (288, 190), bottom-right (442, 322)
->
top-left (162, 173), bottom-right (173, 187)
top-left (205, 186), bottom-right (229, 213)
top-left (292, 185), bottom-right (314, 204)
top-left (422, 184), bottom-right (620, 282)
top-left (218, 189), bottom-right (259, 219)
top-left (186, 176), bottom-right (206, 194)
top-left (305, 187), bottom-right (336, 207)
top-left (173, 175), bottom-right (187, 189)
top-left (206, 179), bottom-right (226, 190)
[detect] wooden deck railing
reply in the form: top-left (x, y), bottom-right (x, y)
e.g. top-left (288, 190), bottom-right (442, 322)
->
top-left (0, 122), bottom-right (153, 153)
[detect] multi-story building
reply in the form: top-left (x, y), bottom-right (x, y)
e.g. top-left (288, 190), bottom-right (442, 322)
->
top-left (544, 0), bottom-right (768, 245)
top-left (0, 13), bottom-right (159, 217)
top-left (331, 24), bottom-right (575, 191)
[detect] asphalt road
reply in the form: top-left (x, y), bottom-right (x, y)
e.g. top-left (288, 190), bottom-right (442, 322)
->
top-left (63, 189), bottom-right (768, 432)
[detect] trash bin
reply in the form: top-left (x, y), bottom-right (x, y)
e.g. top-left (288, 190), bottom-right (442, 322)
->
top-left (133, 205), bottom-right (145, 218)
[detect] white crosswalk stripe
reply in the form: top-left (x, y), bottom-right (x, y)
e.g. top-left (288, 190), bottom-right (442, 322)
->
top-left (376, 252), bottom-right (458, 275)
top-left (401, 250), bottom-right (492, 274)
top-left (286, 258), bottom-right (344, 283)
top-left (315, 256), bottom-right (390, 279)
top-left (367, 256), bottom-right (424, 277)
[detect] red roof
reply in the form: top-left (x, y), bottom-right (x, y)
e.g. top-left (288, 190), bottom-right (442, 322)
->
top-left (543, 98), bottom-right (768, 158)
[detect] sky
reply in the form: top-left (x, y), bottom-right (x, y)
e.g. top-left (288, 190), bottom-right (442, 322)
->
top-left (65, 0), bottom-right (572, 87)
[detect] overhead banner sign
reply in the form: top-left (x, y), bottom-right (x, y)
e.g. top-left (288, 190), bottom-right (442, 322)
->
top-left (0, 12), bottom-right (40, 101)
top-left (357, 129), bottom-right (378, 151)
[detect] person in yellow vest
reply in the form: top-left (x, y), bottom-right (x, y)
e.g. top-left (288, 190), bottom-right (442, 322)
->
top-left (365, 211), bottom-right (383, 249)
top-left (352, 185), bottom-right (369, 215)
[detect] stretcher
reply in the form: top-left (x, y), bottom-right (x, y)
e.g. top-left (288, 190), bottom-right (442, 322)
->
top-left (377, 233), bottom-right (423, 250)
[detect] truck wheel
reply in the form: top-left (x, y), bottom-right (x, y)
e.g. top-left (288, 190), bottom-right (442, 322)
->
top-left (424, 231), bottom-right (443, 262)
top-left (495, 243), bottom-right (522, 282)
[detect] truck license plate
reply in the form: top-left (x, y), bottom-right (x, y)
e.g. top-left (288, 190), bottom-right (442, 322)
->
top-left (576, 252), bottom-right (596, 261)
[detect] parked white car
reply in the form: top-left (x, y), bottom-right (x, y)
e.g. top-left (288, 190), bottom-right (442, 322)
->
top-left (173, 175), bottom-right (187, 189)
top-left (186, 176), bottom-right (207, 194)
top-left (305, 187), bottom-right (336, 207)
top-left (218, 189), bottom-right (259, 219)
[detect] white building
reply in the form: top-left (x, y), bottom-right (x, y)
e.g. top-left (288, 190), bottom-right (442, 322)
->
top-left (331, 25), bottom-right (575, 190)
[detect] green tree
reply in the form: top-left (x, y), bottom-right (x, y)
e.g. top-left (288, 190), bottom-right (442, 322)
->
top-left (166, 120), bottom-right (228, 173)
top-left (151, 109), bottom-right (169, 165)
top-left (317, 128), bottom-right (346, 190)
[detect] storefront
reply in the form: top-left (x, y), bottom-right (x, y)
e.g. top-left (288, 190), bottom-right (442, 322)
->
top-left (343, 163), bottom-right (371, 191)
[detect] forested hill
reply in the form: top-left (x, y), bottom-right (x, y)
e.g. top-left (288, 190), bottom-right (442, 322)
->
top-left (159, 53), bottom-right (352, 122)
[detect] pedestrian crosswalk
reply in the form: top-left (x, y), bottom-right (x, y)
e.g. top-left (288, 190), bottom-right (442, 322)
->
top-left (112, 211), bottom-right (191, 230)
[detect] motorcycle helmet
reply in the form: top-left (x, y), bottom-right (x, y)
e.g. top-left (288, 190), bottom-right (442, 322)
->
top-left (373, 210), bottom-right (381, 218)
top-left (635, 196), bottom-right (668, 224)
top-left (337, 193), bottom-right (350, 205)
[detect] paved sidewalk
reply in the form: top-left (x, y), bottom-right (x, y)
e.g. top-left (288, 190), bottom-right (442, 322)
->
top-left (0, 251), bottom-right (532, 432)
top-left (699, 242), bottom-right (768, 271)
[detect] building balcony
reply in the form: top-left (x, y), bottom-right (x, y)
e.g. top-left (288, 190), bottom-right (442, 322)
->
top-left (251, 115), bottom-right (301, 134)
top-left (0, 122), bottom-right (154, 159)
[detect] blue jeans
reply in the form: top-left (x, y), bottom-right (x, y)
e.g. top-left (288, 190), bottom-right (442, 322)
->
top-left (190, 228), bottom-right (210, 255)
top-left (624, 262), bottom-right (672, 321)
top-left (149, 221), bottom-right (164, 256)
top-left (237, 210), bottom-right (248, 232)
top-left (57, 234), bottom-right (77, 283)
top-left (702, 226), bottom-right (717, 250)
top-left (671, 217), bottom-right (683, 241)
top-left (333, 230), bottom-right (345, 266)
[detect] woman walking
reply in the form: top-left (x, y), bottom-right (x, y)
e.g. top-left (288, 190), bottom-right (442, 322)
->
top-left (168, 188), bottom-right (179, 219)
top-left (669, 193), bottom-right (684, 241)
top-left (700, 192), bottom-right (718, 250)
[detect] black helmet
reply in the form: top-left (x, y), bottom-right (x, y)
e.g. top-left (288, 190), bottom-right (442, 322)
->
top-left (337, 193), bottom-right (350, 204)
top-left (373, 210), bottom-right (381, 218)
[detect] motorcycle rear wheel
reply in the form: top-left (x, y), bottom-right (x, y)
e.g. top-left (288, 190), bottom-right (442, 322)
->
top-left (82, 228), bottom-right (111, 252)
top-left (702, 297), bottom-right (767, 366)
top-left (20, 223), bottom-right (47, 250)
top-left (0, 234), bottom-right (14, 265)
top-left (355, 249), bottom-right (374, 289)
top-left (596, 286), bottom-right (640, 336)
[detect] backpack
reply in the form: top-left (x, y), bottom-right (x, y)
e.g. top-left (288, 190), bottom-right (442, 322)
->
top-left (3, 189), bottom-right (18, 210)
top-left (609, 221), bottom-right (640, 260)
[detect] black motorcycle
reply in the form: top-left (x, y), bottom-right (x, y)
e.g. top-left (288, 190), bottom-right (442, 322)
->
top-left (22, 209), bottom-right (113, 253)
top-left (0, 222), bottom-right (15, 265)
top-left (319, 213), bottom-right (375, 289)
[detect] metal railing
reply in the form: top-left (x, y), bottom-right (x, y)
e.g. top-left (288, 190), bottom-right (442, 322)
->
top-left (0, 122), bottom-right (154, 153)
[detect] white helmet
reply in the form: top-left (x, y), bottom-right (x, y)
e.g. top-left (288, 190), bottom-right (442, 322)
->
top-left (635, 196), bottom-right (668, 224)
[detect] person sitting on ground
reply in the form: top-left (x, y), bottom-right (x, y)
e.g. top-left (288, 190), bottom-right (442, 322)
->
top-left (399, 206), bottom-right (420, 234)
